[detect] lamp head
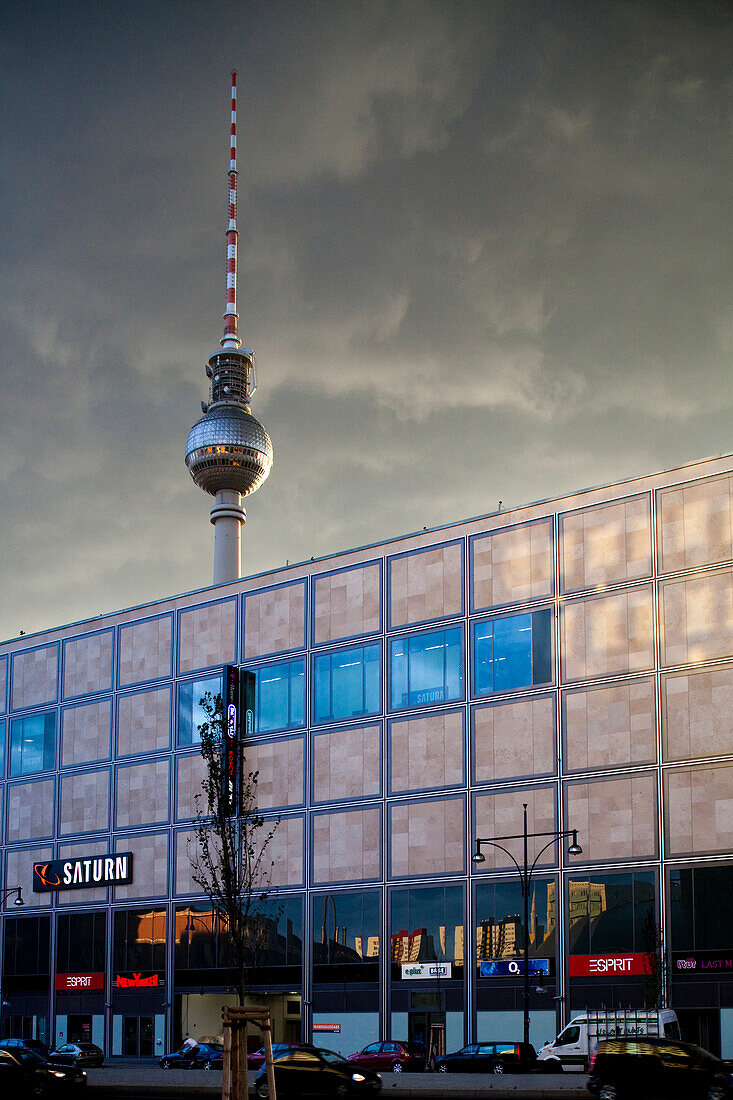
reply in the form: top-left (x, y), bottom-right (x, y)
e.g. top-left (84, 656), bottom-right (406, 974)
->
top-left (13, 887), bottom-right (24, 907)
top-left (567, 833), bottom-right (583, 856)
top-left (472, 849), bottom-right (486, 864)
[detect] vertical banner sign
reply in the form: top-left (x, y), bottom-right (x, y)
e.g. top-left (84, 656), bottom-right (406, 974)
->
top-left (222, 664), bottom-right (240, 816)
top-left (239, 670), bottom-right (256, 814)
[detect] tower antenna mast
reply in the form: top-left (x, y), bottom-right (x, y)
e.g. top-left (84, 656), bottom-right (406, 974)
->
top-left (185, 72), bottom-right (273, 586)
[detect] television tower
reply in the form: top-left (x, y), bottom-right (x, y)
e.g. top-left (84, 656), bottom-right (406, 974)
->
top-left (185, 72), bottom-right (273, 585)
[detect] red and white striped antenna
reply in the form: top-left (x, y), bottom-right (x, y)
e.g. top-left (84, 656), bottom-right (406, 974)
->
top-left (222, 70), bottom-right (240, 348)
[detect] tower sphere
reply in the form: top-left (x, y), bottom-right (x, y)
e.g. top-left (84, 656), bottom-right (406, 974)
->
top-left (185, 403), bottom-right (273, 497)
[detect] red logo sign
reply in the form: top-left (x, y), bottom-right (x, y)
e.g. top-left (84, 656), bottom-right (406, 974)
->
top-left (55, 973), bottom-right (105, 991)
top-left (34, 862), bottom-right (62, 888)
top-left (115, 973), bottom-right (160, 988)
top-left (313, 1024), bottom-right (341, 1033)
top-left (569, 953), bottom-right (652, 977)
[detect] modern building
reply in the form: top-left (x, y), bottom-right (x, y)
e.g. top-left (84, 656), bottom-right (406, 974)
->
top-left (2, 451), bottom-right (733, 1058)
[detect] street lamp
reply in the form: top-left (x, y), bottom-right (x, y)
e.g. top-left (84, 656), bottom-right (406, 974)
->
top-left (472, 803), bottom-right (581, 1047)
top-left (0, 886), bottom-right (24, 907)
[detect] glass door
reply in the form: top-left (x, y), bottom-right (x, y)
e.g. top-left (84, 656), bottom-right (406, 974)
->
top-left (122, 1015), bottom-right (154, 1057)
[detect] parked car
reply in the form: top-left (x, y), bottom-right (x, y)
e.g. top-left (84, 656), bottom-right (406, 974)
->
top-left (0, 1045), bottom-right (87, 1093)
top-left (254, 1044), bottom-right (382, 1098)
top-left (0, 1038), bottom-right (51, 1059)
top-left (50, 1043), bottom-right (105, 1068)
top-left (435, 1041), bottom-right (539, 1074)
top-left (349, 1041), bottom-right (426, 1073)
top-left (159, 1041), bottom-right (223, 1069)
top-left (588, 1036), bottom-right (733, 1099)
top-left (248, 1043), bottom-right (303, 1070)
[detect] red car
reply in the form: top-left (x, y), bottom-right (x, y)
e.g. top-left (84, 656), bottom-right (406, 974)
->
top-left (349, 1041), bottom-right (426, 1073)
top-left (248, 1043), bottom-right (302, 1070)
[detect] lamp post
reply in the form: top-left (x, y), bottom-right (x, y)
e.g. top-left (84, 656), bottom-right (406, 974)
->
top-left (0, 886), bottom-right (24, 907)
top-left (472, 804), bottom-right (581, 1047)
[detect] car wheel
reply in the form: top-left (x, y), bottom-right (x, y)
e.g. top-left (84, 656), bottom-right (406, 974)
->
top-left (492, 1062), bottom-right (504, 1075)
top-left (256, 1082), bottom-right (269, 1099)
top-left (437, 1064), bottom-right (447, 1073)
top-left (392, 1062), bottom-right (403, 1073)
top-left (707, 1088), bottom-right (727, 1100)
top-left (161, 1059), bottom-right (171, 1069)
top-left (336, 1085), bottom-right (349, 1098)
top-left (545, 1059), bottom-right (563, 1073)
top-left (203, 1060), bottom-right (214, 1070)
top-left (599, 1086), bottom-right (618, 1100)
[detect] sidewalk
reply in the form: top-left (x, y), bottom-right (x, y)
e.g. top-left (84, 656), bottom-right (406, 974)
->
top-left (86, 1065), bottom-right (590, 1098)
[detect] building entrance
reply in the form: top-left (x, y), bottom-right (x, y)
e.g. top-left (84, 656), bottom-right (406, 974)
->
top-left (408, 1010), bottom-right (445, 1067)
top-left (66, 1015), bottom-right (93, 1043)
top-left (122, 1015), bottom-right (154, 1057)
top-left (676, 1009), bottom-right (721, 1057)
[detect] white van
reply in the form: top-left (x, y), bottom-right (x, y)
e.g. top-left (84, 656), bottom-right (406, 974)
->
top-left (536, 1008), bottom-right (681, 1071)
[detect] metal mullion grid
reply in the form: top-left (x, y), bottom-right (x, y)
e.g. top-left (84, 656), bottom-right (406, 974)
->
top-left (553, 509), bottom-right (570, 1027)
top-left (649, 487), bottom-right (668, 1001)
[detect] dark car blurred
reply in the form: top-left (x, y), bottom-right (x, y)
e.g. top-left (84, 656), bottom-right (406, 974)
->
top-left (435, 1041), bottom-right (538, 1075)
top-left (0, 1045), bottom-right (87, 1092)
top-left (248, 1043), bottom-right (302, 1070)
top-left (159, 1041), bottom-right (223, 1069)
top-left (349, 1041), bottom-right (426, 1073)
top-left (588, 1036), bottom-right (733, 1098)
top-left (50, 1043), bottom-right (105, 1068)
top-left (0, 1037), bottom-right (51, 1059)
top-left (254, 1044), bottom-right (382, 1098)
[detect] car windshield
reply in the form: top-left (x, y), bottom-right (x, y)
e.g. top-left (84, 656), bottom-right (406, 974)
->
top-left (78, 1044), bottom-right (98, 1051)
top-left (16, 1050), bottom-right (45, 1064)
top-left (319, 1049), bottom-right (348, 1065)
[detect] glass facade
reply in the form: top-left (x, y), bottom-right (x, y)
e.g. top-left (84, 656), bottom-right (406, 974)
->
top-left (113, 909), bottom-right (167, 974)
top-left (669, 866), bottom-right (733, 951)
top-left (475, 877), bottom-right (556, 965)
top-left (567, 871), bottom-right (655, 956)
top-left (177, 674), bottom-right (222, 746)
top-left (473, 609), bottom-right (552, 695)
top-left (255, 658), bottom-right (305, 733)
top-left (56, 912), bottom-right (106, 974)
top-left (313, 643), bottom-right (380, 724)
top-left (9, 712), bottom-right (55, 776)
top-left (390, 885), bottom-right (464, 975)
top-left (390, 627), bottom-right (462, 710)
top-left (312, 890), bottom-right (380, 981)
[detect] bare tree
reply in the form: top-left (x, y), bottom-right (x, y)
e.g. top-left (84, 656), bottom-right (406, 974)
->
top-left (642, 908), bottom-right (668, 1010)
top-left (187, 690), bottom-right (279, 1006)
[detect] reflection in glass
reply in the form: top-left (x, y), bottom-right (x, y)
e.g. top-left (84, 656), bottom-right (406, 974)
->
top-left (312, 891), bottom-right (380, 967)
top-left (3, 916), bottom-right (51, 977)
top-left (567, 872), bottom-right (655, 955)
top-left (177, 675), bottom-right (222, 746)
top-left (313, 644), bottom-right (381, 724)
top-left (475, 878), bottom-right (556, 962)
top-left (255, 659), bottom-right (305, 733)
top-left (390, 628), bottom-right (463, 710)
top-left (56, 912), bottom-right (106, 973)
top-left (174, 898), bottom-right (303, 973)
top-left (473, 610), bottom-right (552, 695)
top-left (9, 712), bottom-right (55, 776)
top-left (670, 866), bottom-right (733, 951)
top-left (113, 909), bottom-right (167, 973)
top-left (390, 886), bottom-right (464, 971)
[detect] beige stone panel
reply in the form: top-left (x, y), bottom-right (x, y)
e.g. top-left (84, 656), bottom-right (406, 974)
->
top-left (390, 798), bottom-right (464, 878)
top-left (474, 787), bottom-right (556, 871)
top-left (561, 497), bottom-right (651, 593)
top-left (473, 522), bottom-right (553, 611)
top-left (5, 845), bottom-right (53, 909)
top-left (390, 711), bottom-right (464, 792)
top-left (117, 688), bottom-right (170, 756)
top-left (312, 807), bottom-right (380, 883)
top-left (63, 630), bottom-right (114, 699)
top-left (565, 773), bottom-right (657, 863)
top-left (564, 679), bottom-right (656, 772)
top-left (174, 828), bottom-right (205, 895)
top-left (119, 617), bottom-right (172, 687)
top-left (562, 587), bottom-right (654, 681)
top-left (665, 763), bottom-right (733, 856)
top-left (56, 840), bottom-right (112, 905)
top-left (389, 544), bottom-right (463, 628)
top-left (114, 832), bottom-right (168, 901)
top-left (179, 599), bottom-right (236, 675)
top-left (0, 656), bottom-right (8, 713)
top-left (59, 769), bottom-right (110, 835)
top-left (473, 696), bottom-right (555, 782)
top-left (245, 738), bottom-right (305, 809)
top-left (660, 570), bottom-right (733, 667)
top-left (313, 725), bottom-right (380, 803)
top-left (11, 645), bottom-right (58, 710)
top-left (176, 753), bottom-right (208, 820)
top-left (267, 815), bottom-right (305, 887)
top-left (663, 665), bottom-right (733, 761)
top-left (243, 583), bottom-right (306, 659)
top-left (61, 699), bottom-right (112, 766)
top-left (115, 759), bottom-right (170, 828)
top-left (659, 475), bottom-right (733, 574)
top-left (313, 564), bottom-right (381, 645)
top-left (6, 779), bottom-right (54, 843)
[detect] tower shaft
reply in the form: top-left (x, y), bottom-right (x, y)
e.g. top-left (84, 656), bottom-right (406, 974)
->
top-left (211, 490), bottom-right (246, 586)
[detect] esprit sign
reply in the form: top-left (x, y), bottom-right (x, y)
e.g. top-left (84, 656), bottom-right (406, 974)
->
top-left (33, 853), bottom-right (133, 892)
top-left (401, 963), bottom-right (452, 979)
top-left (55, 973), bottom-right (104, 992)
top-left (569, 953), bottom-right (652, 977)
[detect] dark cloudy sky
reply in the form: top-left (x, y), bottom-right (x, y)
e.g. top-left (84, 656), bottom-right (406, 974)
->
top-left (1, 0), bottom-right (730, 638)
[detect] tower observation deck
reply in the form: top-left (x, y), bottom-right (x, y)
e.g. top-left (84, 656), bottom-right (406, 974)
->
top-left (185, 72), bottom-right (273, 585)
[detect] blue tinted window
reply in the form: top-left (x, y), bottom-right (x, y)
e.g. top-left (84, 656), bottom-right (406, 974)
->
top-left (178, 674), bottom-right (222, 746)
top-left (473, 609), bottom-right (552, 695)
top-left (255, 659), bottom-right (305, 733)
top-left (10, 712), bottom-right (55, 776)
top-left (0, 719), bottom-right (4, 776)
top-left (390, 627), bottom-right (463, 710)
top-left (313, 644), bottom-right (381, 723)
